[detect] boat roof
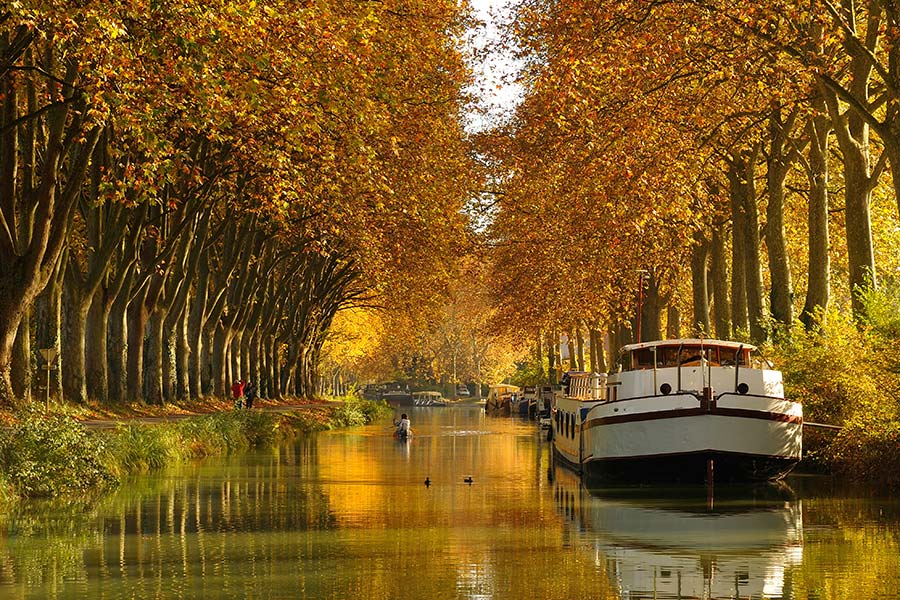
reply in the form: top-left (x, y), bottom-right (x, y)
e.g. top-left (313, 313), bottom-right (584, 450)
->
top-left (620, 338), bottom-right (757, 353)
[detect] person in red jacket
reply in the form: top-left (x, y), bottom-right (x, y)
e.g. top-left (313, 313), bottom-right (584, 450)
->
top-left (231, 379), bottom-right (245, 409)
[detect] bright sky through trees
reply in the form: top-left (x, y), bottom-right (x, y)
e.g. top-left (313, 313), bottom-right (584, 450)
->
top-left (466, 0), bottom-right (522, 131)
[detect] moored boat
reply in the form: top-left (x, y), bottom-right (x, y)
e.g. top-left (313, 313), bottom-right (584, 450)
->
top-left (551, 338), bottom-right (803, 483)
top-left (485, 384), bottom-right (519, 415)
top-left (412, 391), bottom-right (447, 406)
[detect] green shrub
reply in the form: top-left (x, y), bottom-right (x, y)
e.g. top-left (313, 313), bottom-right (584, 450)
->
top-left (173, 410), bottom-right (280, 457)
top-left (0, 409), bottom-right (116, 498)
top-left (0, 402), bottom-right (387, 502)
top-left (774, 301), bottom-right (900, 486)
top-left (102, 424), bottom-right (174, 476)
top-left (328, 398), bottom-right (390, 428)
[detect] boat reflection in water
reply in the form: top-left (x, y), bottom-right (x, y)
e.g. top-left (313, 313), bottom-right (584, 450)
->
top-left (552, 466), bottom-right (803, 599)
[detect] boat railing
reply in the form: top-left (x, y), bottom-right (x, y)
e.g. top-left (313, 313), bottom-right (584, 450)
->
top-left (567, 372), bottom-right (607, 401)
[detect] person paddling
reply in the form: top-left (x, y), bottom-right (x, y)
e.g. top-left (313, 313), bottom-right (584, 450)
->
top-left (395, 413), bottom-right (411, 439)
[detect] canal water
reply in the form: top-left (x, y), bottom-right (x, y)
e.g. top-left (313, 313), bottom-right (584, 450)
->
top-left (1, 406), bottom-right (899, 599)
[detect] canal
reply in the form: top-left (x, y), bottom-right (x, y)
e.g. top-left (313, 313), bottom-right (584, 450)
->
top-left (1, 406), bottom-right (899, 599)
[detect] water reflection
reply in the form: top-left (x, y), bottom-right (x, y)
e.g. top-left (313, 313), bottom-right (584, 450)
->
top-left (553, 466), bottom-right (804, 599)
top-left (1, 408), bottom-right (899, 599)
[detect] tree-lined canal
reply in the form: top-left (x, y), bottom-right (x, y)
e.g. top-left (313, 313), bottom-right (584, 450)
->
top-left (2, 407), bottom-right (899, 599)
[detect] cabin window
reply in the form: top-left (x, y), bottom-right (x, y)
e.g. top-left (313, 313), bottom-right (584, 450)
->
top-left (635, 349), bottom-right (655, 369)
top-left (679, 347), bottom-right (703, 365)
top-left (721, 348), bottom-right (749, 366)
top-left (656, 347), bottom-right (678, 367)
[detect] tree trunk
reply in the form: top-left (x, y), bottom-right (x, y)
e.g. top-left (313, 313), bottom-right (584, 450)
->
top-left (666, 305), bottom-right (681, 339)
top-left (61, 285), bottom-right (89, 403)
top-left (641, 275), bottom-right (662, 342)
top-left (213, 325), bottom-right (229, 397)
top-left (547, 331), bottom-right (557, 384)
top-left (819, 33), bottom-right (877, 320)
top-left (710, 224), bottom-right (731, 339)
top-left (575, 327), bottom-right (585, 371)
top-left (11, 307), bottom-right (31, 402)
top-left (230, 331), bottom-right (242, 383)
top-left (741, 150), bottom-right (767, 344)
top-left (801, 110), bottom-right (832, 329)
top-left (175, 310), bottom-right (190, 400)
top-left (271, 337), bottom-right (281, 399)
top-left (85, 289), bottom-right (109, 403)
top-left (536, 333), bottom-right (544, 381)
top-left (146, 311), bottom-right (165, 404)
top-left (766, 109), bottom-right (796, 332)
top-left (590, 328), bottom-right (607, 373)
top-left (126, 293), bottom-right (149, 402)
top-left (728, 158), bottom-right (750, 337)
top-left (690, 234), bottom-right (710, 335)
top-left (108, 292), bottom-right (129, 404)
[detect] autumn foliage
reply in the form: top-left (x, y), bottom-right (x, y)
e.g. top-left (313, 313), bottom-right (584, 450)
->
top-left (0, 0), bottom-right (478, 405)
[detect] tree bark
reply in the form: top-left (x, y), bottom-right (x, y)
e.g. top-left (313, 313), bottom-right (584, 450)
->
top-left (690, 233), bottom-right (710, 335)
top-left (766, 108), bottom-right (797, 332)
top-left (710, 224), bottom-right (731, 339)
top-left (666, 305), bottom-right (681, 339)
top-left (800, 109), bottom-right (832, 329)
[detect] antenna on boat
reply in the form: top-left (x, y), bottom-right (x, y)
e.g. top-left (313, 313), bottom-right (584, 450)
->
top-left (635, 269), bottom-right (649, 343)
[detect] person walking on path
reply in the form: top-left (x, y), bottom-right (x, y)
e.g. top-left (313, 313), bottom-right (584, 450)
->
top-left (244, 380), bottom-right (256, 409)
top-left (231, 379), bottom-right (245, 409)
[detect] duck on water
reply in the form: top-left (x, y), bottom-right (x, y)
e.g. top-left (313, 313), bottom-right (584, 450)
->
top-left (550, 338), bottom-right (803, 484)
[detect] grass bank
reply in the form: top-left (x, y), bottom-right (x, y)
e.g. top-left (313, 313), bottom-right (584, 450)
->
top-left (0, 398), bottom-right (391, 502)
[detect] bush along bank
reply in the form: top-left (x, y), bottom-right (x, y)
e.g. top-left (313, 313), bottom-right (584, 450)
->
top-left (772, 292), bottom-right (900, 490)
top-left (0, 399), bottom-right (392, 502)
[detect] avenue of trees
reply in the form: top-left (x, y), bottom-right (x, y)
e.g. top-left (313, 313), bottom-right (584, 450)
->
top-left (0, 1), bottom-right (478, 407)
top-left (485, 0), bottom-right (900, 366)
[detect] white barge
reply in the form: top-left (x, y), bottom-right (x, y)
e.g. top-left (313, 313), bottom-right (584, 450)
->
top-left (551, 339), bottom-right (802, 483)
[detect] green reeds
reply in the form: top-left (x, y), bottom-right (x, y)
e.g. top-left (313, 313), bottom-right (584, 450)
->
top-left (0, 399), bottom-right (390, 501)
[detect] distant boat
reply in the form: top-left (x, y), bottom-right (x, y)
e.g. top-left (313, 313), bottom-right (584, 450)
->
top-left (536, 384), bottom-right (555, 428)
top-left (412, 391), bottom-right (447, 406)
top-left (510, 390), bottom-right (530, 416)
top-left (551, 338), bottom-right (803, 483)
top-left (485, 384), bottom-right (519, 415)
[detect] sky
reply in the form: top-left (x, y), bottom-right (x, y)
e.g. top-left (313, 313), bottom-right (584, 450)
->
top-left (465, 0), bottom-right (523, 132)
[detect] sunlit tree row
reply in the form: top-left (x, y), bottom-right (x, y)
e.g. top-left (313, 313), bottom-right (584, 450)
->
top-left (488, 0), bottom-right (900, 368)
top-left (0, 0), bottom-right (478, 405)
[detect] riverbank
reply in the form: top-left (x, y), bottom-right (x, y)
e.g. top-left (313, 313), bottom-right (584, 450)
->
top-left (0, 397), bottom-right (392, 503)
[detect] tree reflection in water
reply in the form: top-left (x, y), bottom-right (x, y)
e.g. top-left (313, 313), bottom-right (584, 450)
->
top-left (0, 409), bottom-right (898, 599)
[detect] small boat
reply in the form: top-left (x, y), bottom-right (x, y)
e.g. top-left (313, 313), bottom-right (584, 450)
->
top-left (376, 382), bottom-right (413, 406)
top-left (485, 384), bottom-right (519, 415)
top-left (515, 385), bottom-right (537, 417)
top-left (551, 338), bottom-right (802, 483)
top-left (412, 391), bottom-right (447, 406)
top-left (535, 384), bottom-right (555, 428)
top-left (510, 390), bottom-right (531, 416)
